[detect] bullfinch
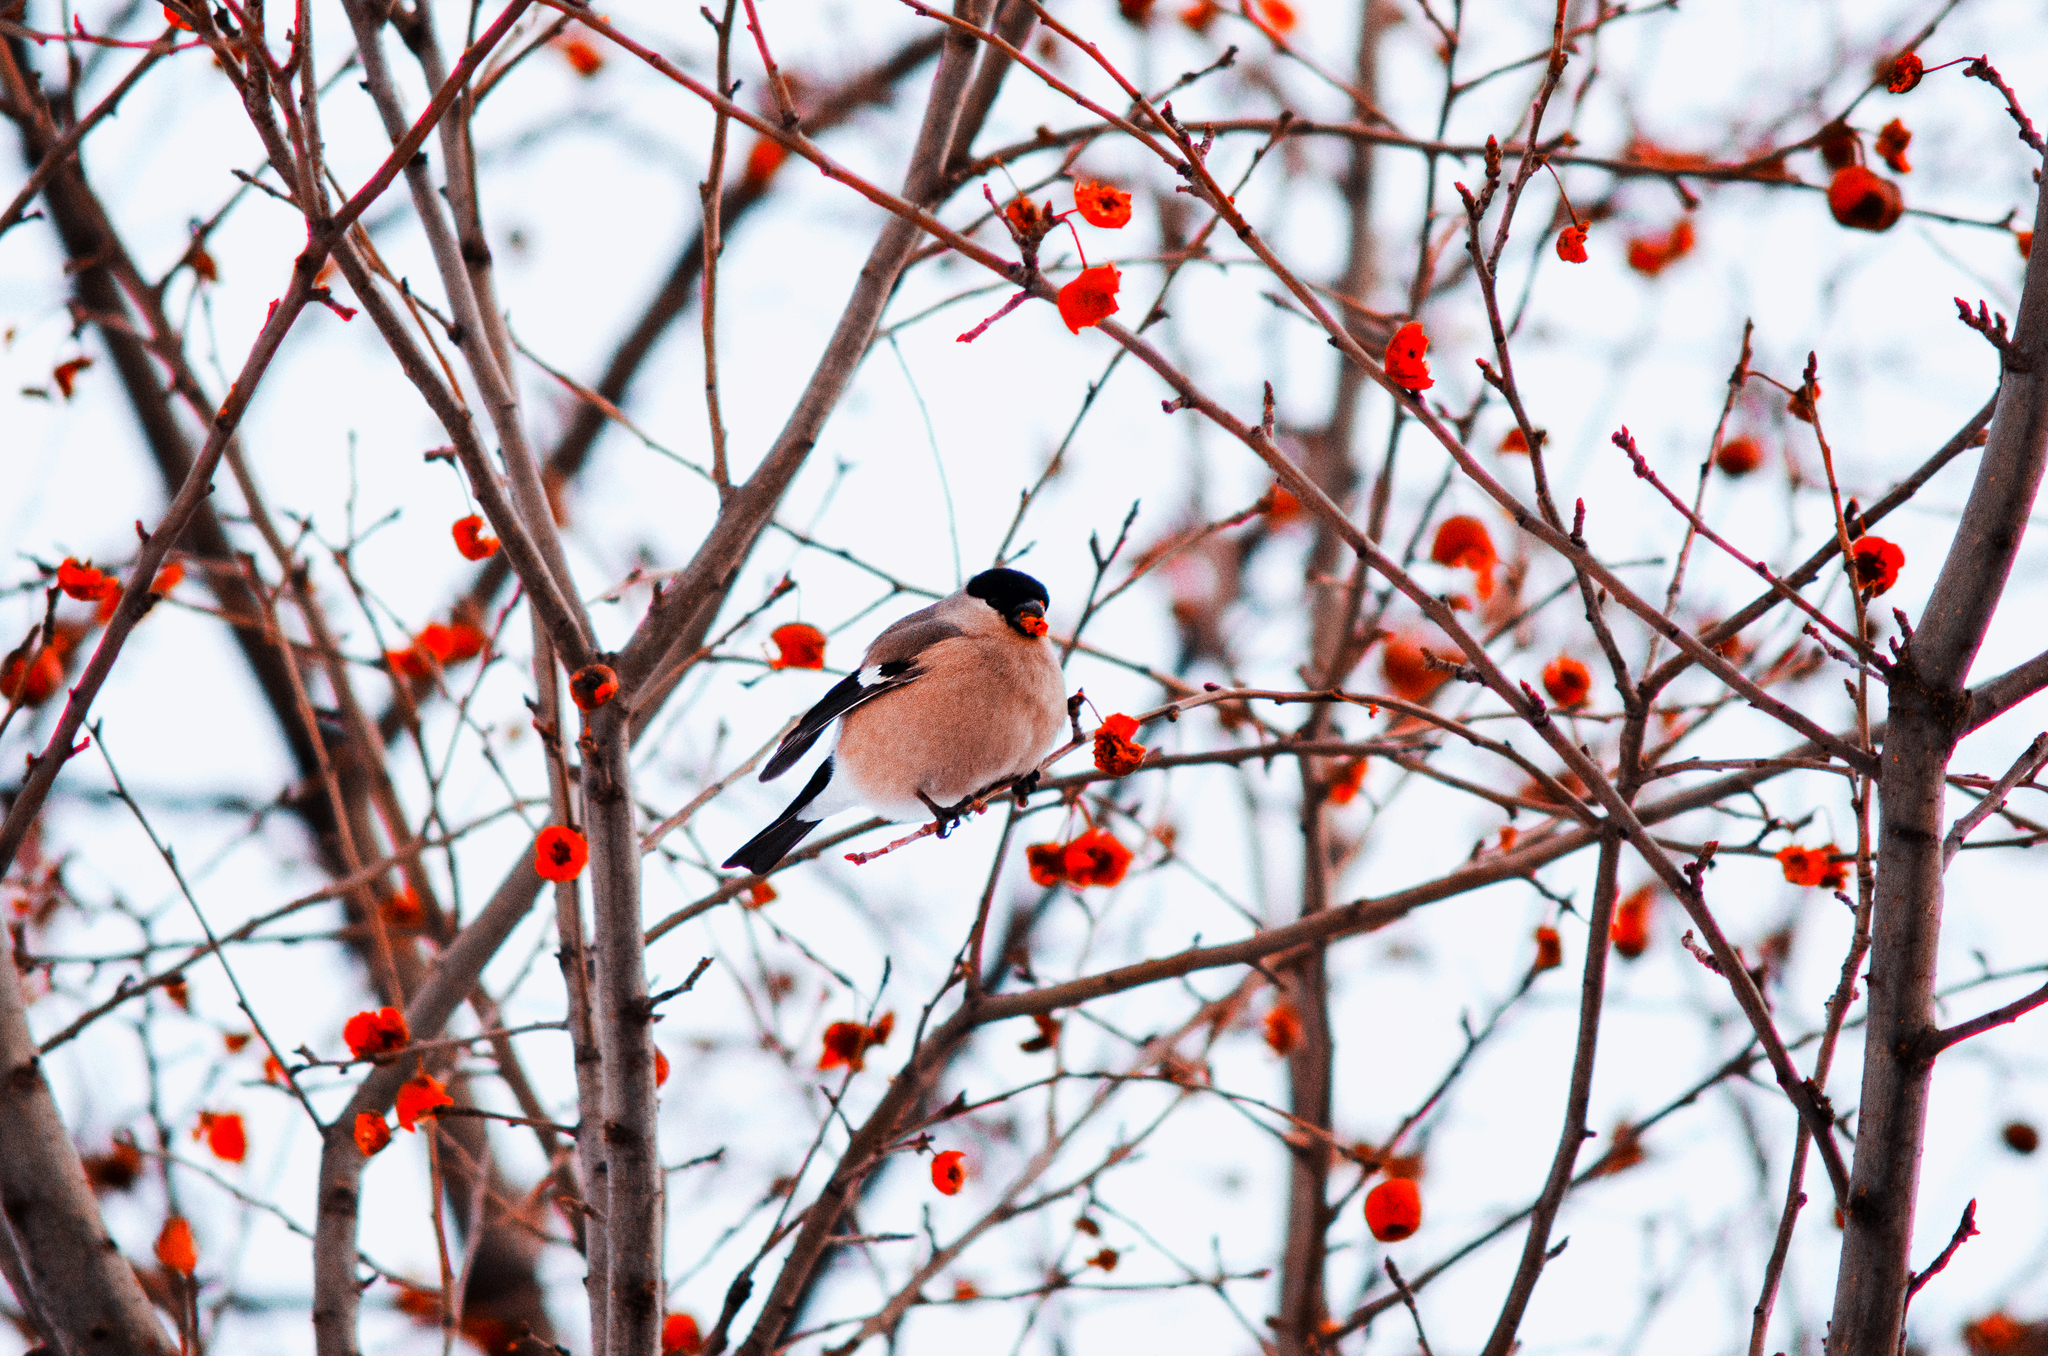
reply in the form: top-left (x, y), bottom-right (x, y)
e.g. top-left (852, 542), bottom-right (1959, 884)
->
top-left (722, 568), bottom-right (1067, 875)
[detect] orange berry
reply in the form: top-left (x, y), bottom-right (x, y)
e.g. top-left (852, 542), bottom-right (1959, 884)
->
top-left (569, 663), bottom-right (620, 710)
top-left (1828, 166), bottom-right (1903, 232)
top-left (662, 1313), bottom-right (703, 1354)
top-left (1626, 218), bottom-right (1696, 276)
top-left (1326, 757), bottom-right (1367, 805)
top-left (1019, 1013), bottom-right (1061, 1052)
top-left (818, 1014), bottom-right (893, 1071)
top-left (1430, 516), bottom-right (1497, 599)
top-left (1263, 1002), bottom-right (1303, 1054)
top-left (1715, 435), bottom-right (1763, 476)
top-left (742, 137), bottom-right (788, 185)
top-left (1025, 843), bottom-right (1069, 886)
top-left (559, 36), bottom-right (602, 75)
top-left (1777, 844), bottom-right (1846, 891)
top-left (56, 558), bottom-right (119, 603)
top-left (1541, 655), bottom-right (1592, 708)
top-left (194, 1111), bottom-right (246, 1163)
top-left (1380, 632), bottom-right (1449, 705)
top-left (1847, 536), bottom-right (1904, 595)
top-left (1364, 1178), bottom-right (1422, 1241)
top-left (1875, 118), bottom-right (1912, 174)
top-left (83, 1140), bottom-right (143, 1192)
top-left (1610, 886), bottom-right (1653, 959)
top-left (534, 826), bottom-right (589, 882)
top-left (931, 1149), bottom-right (967, 1195)
top-left (156, 1216), bottom-right (198, 1274)
top-left (1816, 121), bottom-right (1860, 169)
top-left (1, 645), bottom-right (66, 707)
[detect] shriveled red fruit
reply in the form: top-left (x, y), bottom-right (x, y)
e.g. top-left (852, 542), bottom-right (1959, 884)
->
top-left (354, 1113), bottom-right (392, 1156)
top-left (1063, 830), bottom-right (1133, 887)
top-left (396, 1070), bottom-right (454, 1131)
top-left (343, 1006), bottom-right (410, 1059)
top-left (1092, 713), bottom-right (1147, 776)
top-left (451, 514), bottom-right (499, 560)
top-left (1072, 180), bottom-right (1133, 229)
top-left (1057, 265), bottom-right (1122, 333)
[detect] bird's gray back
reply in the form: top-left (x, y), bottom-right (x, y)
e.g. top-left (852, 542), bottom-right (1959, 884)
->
top-left (863, 600), bottom-right (967, 667)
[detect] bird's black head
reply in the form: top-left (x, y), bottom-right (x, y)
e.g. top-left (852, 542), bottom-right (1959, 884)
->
top-left (967, 567), bottom-right (1051, 638)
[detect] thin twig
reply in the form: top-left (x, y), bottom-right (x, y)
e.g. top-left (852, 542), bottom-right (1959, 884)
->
top-left (1941, 733), bottom-right (2048, 866)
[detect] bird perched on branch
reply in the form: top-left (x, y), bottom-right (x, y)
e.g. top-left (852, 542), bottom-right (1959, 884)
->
top-left (723, 568), bottom-right (1068, 875)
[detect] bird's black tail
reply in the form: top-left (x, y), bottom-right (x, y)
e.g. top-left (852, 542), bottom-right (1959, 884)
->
top-left (722, 757), bottom-right (833, 874)
top-left (723, 815), bottom-right (820, 875)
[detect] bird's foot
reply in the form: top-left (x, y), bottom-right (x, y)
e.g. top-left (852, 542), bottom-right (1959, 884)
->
top-left (920, 791), bottom-right (993, 838)
top-left (1011, 769), bottom-right (1042, 807)
top-left (918, 791), bottom-right (960, 838)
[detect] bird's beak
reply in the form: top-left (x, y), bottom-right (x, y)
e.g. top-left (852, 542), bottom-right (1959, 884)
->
top-left (1014, 601), bottom-right (1049, 637)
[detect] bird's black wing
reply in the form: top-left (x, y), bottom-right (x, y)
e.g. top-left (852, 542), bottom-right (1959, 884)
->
top-left (759, 658), bottom-right (921, 781)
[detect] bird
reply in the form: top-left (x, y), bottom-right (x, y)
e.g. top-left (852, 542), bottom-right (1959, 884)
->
top-left (722, 567), bottom-right (1068, 875)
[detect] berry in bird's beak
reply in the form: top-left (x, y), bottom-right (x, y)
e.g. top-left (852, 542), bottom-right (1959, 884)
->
top-left (1014, 602), bottom-right (1049, 637)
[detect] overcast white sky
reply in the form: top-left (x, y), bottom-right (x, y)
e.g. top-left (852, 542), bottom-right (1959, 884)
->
top-left (5, 0), bottom-right (2048, 1351)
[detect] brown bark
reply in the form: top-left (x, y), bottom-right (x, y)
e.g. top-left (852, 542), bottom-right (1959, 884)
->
top-left (0, 959), bottom-right (172, 1355)
top-left (4, 48), bottom-right (564, 1352)
top-left (1827, 145), bottom-right (2048, 1352)
top-left (1273, 11), bottom-right (1379, 1348)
